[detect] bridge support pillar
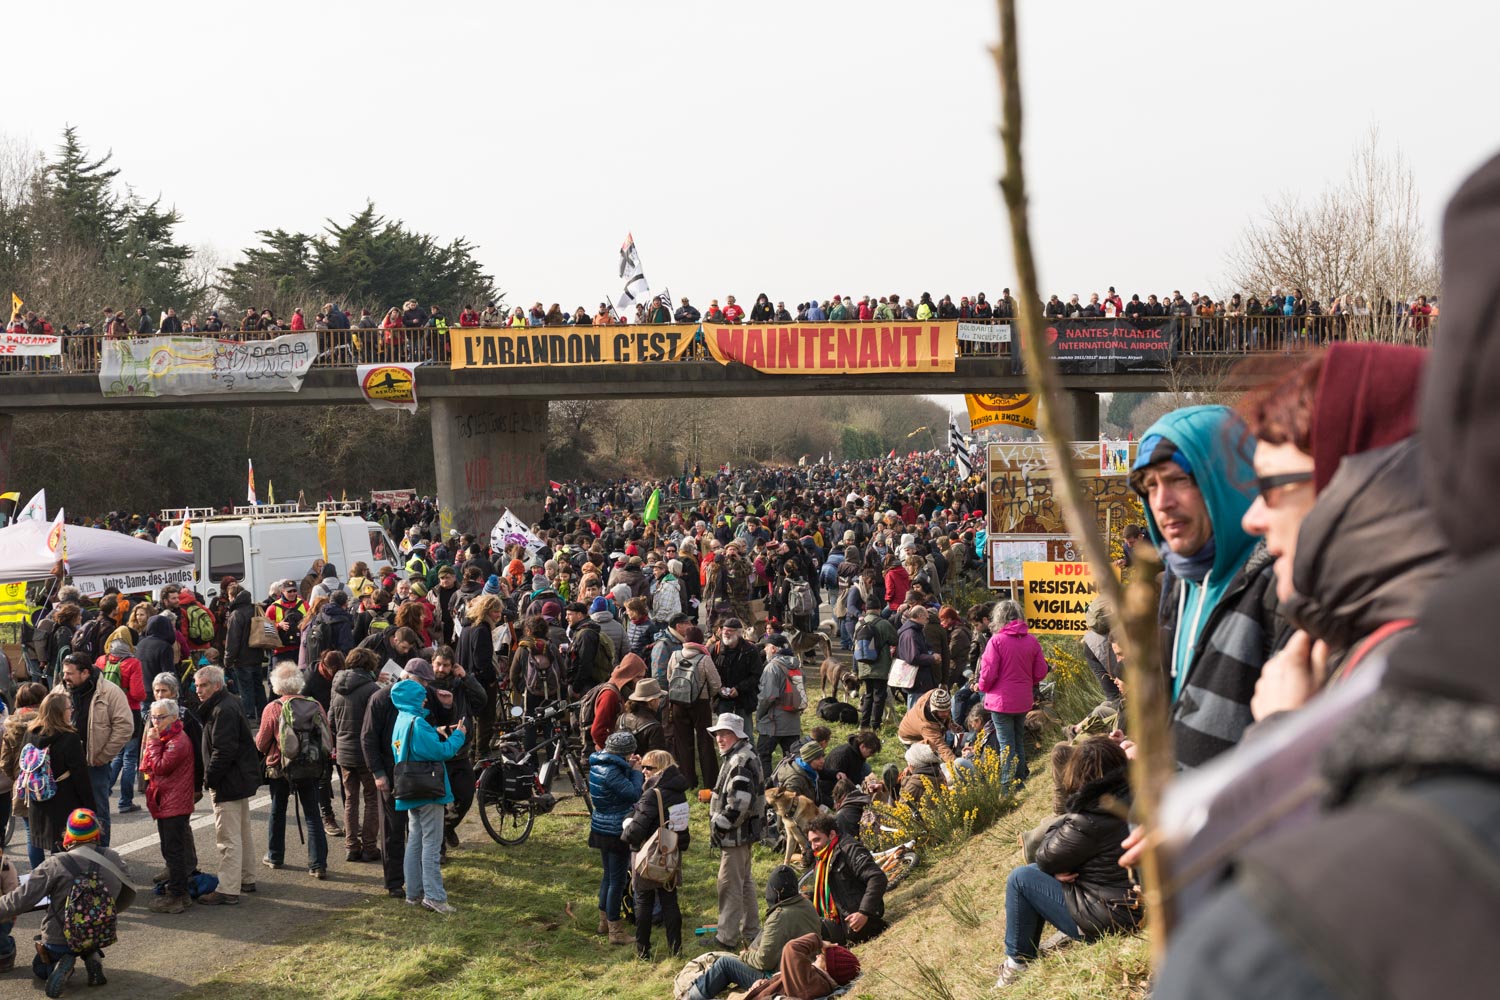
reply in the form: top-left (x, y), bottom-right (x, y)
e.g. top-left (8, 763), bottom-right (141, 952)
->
top-left (1066, 390), bottom-right (1099, 440)
top-left (430, 398), bottom-right (548, 537)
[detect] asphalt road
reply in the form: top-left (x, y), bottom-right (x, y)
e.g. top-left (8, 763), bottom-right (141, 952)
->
top-left (3, 777), bottom-right (455, 997)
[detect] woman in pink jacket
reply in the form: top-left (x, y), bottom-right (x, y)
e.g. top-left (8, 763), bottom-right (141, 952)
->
top-left (975, 600), bottom-right (1049, 787)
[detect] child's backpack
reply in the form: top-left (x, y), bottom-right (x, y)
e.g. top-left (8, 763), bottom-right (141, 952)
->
top-left (61, 853), bottom-right (120, 953)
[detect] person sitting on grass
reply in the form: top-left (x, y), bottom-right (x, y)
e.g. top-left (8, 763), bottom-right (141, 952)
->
top-left (742, 932), bottom-right (862, 1000)
top-left (997, 736), bottom-right (1141, 988)
top-left (806, 813), bottom-right (888, 945)
top-left (684, 864), bottom-right (822, 1000)
top-left (0, 808), bottom-right (134, 997)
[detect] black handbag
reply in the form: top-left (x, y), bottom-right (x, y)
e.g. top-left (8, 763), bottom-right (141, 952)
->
top-left (393, 721), bottom-right (448, 800)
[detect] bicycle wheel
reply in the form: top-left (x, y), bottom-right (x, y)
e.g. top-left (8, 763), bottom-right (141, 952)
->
top-left (566, 753), bottom-right (593, 815)
top-left (885, 849), bottom-right (919, 890)
top-left (476, 767), bottom-right (535, 846)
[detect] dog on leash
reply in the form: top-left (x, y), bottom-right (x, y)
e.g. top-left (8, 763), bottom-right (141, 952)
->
top-left (766, 786), bottom-right (820, 866)
top-left (783, 623), bottom-right (834, 664)
top-left (819, 657), bottom-right (859, 696)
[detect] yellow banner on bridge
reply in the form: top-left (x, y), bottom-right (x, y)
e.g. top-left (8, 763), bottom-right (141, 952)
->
top-left (701, 321), bottom-right (958, 375)
top-left (450, 325), bottom-right (699, 369)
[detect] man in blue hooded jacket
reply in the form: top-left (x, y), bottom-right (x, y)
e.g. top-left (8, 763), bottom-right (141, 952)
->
top-left (1129, 405), bottom-right (1288, 769)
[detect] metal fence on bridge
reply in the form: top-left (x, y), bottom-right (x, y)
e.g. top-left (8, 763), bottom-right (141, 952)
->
top-left (0, 316), bottom-right (1434, 376)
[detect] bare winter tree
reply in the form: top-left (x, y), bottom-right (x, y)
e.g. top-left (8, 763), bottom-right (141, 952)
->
top-left (1226, 128), bottom-right (1439, 340)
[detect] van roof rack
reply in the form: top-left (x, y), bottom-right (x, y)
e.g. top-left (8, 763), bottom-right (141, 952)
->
top-left (315, 501), bottom-right (365, 514)
top-left (160, 503), bottom-right (369, 525)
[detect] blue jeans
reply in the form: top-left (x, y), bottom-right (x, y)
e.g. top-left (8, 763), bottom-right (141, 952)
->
top-left (690, 954), bottom-right (771, 999)
top-left (21, 818), bottom-right (44, 869)
top-left (230, 663), bottom-right (266, 722)
top-left (990, 710), bottom-right (1028, 786)
top-left (32, 940), bottom-right (70, 979)
top-left (598, 846), bottom-right (629, 920)
top-left (404, 802), bottom-right (445, 903)
top-left (838, 616), bottom-right (855, 650)
top-left (88, 765), bottom-right (113, 847)
top-left (110, 734), bottom-right (141, 809)
top-left (266, 777), bottom-right (329, 871)
top-left (1005, 863), bottom-right (1081, 960)
top-left (0, 917), bottom-right (13, 962)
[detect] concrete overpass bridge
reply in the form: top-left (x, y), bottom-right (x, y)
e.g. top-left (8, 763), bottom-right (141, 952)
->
top-left (0, 316), bottom-right (1425, 529)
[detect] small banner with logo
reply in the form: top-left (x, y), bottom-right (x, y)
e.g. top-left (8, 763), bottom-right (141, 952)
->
top-left (357, 362), bottom-right (421, 413)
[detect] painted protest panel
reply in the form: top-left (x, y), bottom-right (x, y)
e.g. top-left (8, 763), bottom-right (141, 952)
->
top-left (99, 333), bottom-right (317, 397)
top-left (1022, 560), bottom-right (1098, 635)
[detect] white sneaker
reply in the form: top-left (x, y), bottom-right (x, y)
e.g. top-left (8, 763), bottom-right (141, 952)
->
top-left (996, 958), bottom-right (1029, 988)
top-left (422, 898), bottom-right (457, 915)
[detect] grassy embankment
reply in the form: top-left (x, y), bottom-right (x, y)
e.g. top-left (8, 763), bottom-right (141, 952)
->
top-left (185, 641), bottom-right (1147, 1000)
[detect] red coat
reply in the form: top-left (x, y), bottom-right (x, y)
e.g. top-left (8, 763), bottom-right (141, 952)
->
top-left (96, 653), bottom-right (147, 710)
top-left (143, 719), bottom-right (196, 818)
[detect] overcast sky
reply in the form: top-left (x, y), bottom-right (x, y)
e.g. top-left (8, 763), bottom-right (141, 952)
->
top-left (9, 0), bottom-right (1496, 418)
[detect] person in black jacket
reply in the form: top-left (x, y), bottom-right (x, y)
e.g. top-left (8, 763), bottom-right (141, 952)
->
top-left (831, 777), bottom-right (871, 843)
top-left (708, 618), bottom-right (760, 722)
top-left (826, 731), bottom-right (880, 792)
top-left (193, 666), bottom-right (263, 905)
top-left (621, 749), bottom-right (692, 959)
top-left (805, 813), bottom-right (887, 944)
top-left (430, 646), bottom-right (485, 857)
top-left (223, 589), bottom-right (266, 723)
top-left (360, 659), bottom-right (434, 897)
top-left (455, 595), bottom-right (502, 752)
top-left (134, 613), bottom-right (178, 692)
top-left (998, 737), bottom-right (1139, 986)
top-left (330, 648), bottom-right (380, 863)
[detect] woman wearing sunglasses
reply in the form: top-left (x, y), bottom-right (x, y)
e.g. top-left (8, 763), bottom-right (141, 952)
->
top-left (1236, 342), bottom-right (1452, 720)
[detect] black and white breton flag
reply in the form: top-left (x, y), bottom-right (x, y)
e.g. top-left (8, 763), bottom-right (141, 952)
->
top-left (950, 415), bottom-right (972, 478)
top-left (617, 233), bottom-right (651, 311)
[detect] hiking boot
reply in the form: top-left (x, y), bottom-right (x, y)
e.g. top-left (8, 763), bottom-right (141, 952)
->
top-left (322, 817), bottom-right (345, 837)
top-left (0, 951), bottom-right (13, 973)
top-left (196, 891), bottom-right (240, 906)
top-left (82, 951), bottom-right (106, 987)
top-left (241, 882), bottom-right (257, 893)
top-left (422, 898), bottom-right (456, 915)
top-left (345, 849), bottom-right (362, 863)
top-left (148, 893), bottom-right (189, 914)
top-left (151, 868), bottom-right (170, 885)
top-left (310, 868), bottom-right (328, 880)
top-left (361, 850), bottom-right (382, 864)
top-left (607, 919), bottom-right (632, 945)
top-left (1040, 931), bottom-right (1074, 954)
top-left (117, 802), bottom-right (141, 814)
top-left (45, 954), bottom-right (75, 998)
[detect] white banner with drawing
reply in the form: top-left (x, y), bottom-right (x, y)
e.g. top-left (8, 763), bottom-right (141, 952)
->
top-left (99, 333), bottom-right (317, 397)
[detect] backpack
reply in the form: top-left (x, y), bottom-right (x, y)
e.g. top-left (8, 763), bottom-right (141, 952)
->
top-left (186, 604), bottom-right (215, 645)
top-left (17, 742), bottom-right (58, 803)
top-left (72, 617), bottom-right (109, 665)
top-left (61, 854), bottom-right (120, 953)
top-left (631, 787), bottom-right (682, 889)
top-left (578, 681), bottom-right (619, 733)
top-left (49, 625), bottom-right (75, 680)
top-left (593, 630), bottom-right (616, 686)
top-left (304, 616), bottom-right (333, 668)
top-left (853, 619), bottom-right (880, 664)
top-left (101, 655), bottom-right (125, 689)
top-left (521, 642), bottom-right (558, 698)
top-left (788, 580), bottom-right (816, 616)
top-left (667, 650), bottom-right (704, 706)
top-left (275, 695), bottom-right (331, 785)
top-left (367, 611), bottom-right (394, 633)
top-left (776, 659), bottom-right (807, 713)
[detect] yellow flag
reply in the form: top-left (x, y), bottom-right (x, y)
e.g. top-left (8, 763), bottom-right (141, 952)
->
top-left (318, 507), bottom-right (328, 562)
top-left (180, 517), bottom-right (194, 554)
top-left (9, 292), bottom-right (21, 322)
top-left (268, 480), bottom-right (276, 505)
top-left (966, 393), bottom-right (1038, 432)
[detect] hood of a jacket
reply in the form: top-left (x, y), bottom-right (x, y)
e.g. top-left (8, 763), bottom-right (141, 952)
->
top-left (681, 643), bottom-right (709, 662)
top-left (651, 764), bottom-right (690, 796)
top-left (324, 604), bottom-right (353, 623)
top-left (1283, 439), bottom-right (1451, 657)
top-left (1309, 343), bottom-right (1428, 495)
top-left (1001, 619), bottom-right (1030, 639)
top-left (1133, 405), bottom-right (1258, 585)
top-left (391, 678), bottom-right (428, 716)
top-left (230, 590), bottom-right (252, 610)
top-left (590, 611), bottom-right (616, 626)
top-left (143, 614), bottom-right (176, 644)
top-left (333, 667), bottom-right (376, 697)
top-left (610, 653), bottom-right (647, 689)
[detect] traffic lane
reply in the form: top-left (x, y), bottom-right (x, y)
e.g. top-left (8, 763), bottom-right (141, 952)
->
top-left (5, 785), bottom-right (401, 1000)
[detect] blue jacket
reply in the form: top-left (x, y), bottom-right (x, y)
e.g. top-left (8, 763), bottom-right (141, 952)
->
top-left (588, 751), bottom-right (644, 838)
top-left (390, 679), bottom-right (466, 810)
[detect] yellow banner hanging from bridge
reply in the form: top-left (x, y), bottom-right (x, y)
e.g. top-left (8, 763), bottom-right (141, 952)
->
top-left (701, 321), bottom-right (958, 375)
top-left (450, 325), bottom-right (699, 369)
top-left (967, 393), bottom-right (1038, 431)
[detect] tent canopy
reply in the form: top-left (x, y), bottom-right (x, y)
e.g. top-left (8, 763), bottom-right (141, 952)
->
top-left (0, 520), bottom-right (194, 595)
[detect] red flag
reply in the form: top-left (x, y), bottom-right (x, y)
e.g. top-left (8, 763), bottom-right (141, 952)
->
top-left (887, 448), bottom-right (896, 459)
top-left (548, 480), bottom-right (563, 491)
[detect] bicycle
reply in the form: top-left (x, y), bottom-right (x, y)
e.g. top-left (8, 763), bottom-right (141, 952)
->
top-left (475, 701), bottom-right (593, 846)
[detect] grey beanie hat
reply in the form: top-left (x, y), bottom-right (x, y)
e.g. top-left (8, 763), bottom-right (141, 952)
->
top-left (604, 731), bottom-right (637, 757)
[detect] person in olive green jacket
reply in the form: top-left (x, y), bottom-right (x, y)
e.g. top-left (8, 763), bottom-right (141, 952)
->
top-left (685, 865), bottom-right (823, 1000)
top-left (853, 610), bottom-right (898, 730)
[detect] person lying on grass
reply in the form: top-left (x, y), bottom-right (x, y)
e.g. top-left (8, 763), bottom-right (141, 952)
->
top-left (998, 736), bottom-right (1142, 989)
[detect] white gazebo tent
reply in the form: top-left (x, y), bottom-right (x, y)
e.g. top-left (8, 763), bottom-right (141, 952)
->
top-left (0, 519), bottom-right (195, 595)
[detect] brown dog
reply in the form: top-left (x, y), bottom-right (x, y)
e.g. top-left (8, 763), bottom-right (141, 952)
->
top-left (819, 657), bottom-right (858, 696)
top-left (766, 786), bottom-right (820, 866)
top-left (784, 624), bottom-right (834, 664)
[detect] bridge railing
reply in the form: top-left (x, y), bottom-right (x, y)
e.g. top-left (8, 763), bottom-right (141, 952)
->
top-left (1, 317), bottom-right (1434, 376)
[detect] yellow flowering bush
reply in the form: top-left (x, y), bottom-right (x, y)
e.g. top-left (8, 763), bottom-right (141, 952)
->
top-left (869, 746), bottom-right (1019, 852)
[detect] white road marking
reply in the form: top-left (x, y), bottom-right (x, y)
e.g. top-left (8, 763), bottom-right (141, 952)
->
top-left (110, 794), bottom-right (273, 857)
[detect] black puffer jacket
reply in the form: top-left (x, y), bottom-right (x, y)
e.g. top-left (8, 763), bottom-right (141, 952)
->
top-left (223, 590), bottom-right (264, 673)
top-left (819, 835), bottom-right (887, 921)
top-left (329, 667), bottom-right (378, 769)
top-left (135, 614), bottom-right (178, 684)
top-left (621, 763), bottom-right (692, 855)
top-left (1033, 768), bottom-right (1141, 938)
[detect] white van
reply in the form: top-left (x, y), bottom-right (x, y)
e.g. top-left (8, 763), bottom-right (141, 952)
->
top-left (155, 503), bottom-right (403, 601)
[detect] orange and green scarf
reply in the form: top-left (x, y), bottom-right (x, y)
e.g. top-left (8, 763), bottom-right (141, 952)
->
top-left (812, 834), bottom-right (840, 920)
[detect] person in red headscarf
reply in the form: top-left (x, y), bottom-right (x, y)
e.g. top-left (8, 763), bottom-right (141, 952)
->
top-left (1235, 343), bottom-right (1453, 717)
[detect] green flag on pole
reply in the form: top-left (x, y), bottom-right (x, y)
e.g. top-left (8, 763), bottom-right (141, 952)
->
top-left (643, 488), bottom-right (661, 523)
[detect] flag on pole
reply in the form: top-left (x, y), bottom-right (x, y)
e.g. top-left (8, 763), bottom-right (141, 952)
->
top-left (341, 488), bottom-right (347, 503)
top-left (180, 516), bottom-right (194, 554)
top-left (247, 459), bottom-right (258, 506)
top-left (548, 480), bottom-right (563, 491)
top-left (949, 415), bottom-right (972, 478)
top-left (17, 488), bottom-right (46, 523)
top-left (44, 508), bottom-right (68, 569)
top-left (9, 292), bottom-right (21, 322)
top-left (887, 448), bottom-right (896, 459)
top-left (268, 480), bottom-right (276, 506)
top-left (643, 488), bottom-right (662, 524)
top-left (318, 507), bottom-right (328, 562)
top-left (0, 491), bottom-right (17, 528)
top-left (616, 233), bottom-right (651, 312)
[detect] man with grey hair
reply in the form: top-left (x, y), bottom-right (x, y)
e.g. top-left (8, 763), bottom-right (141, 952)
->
top-left (193, 664), bottom-right (262, 905)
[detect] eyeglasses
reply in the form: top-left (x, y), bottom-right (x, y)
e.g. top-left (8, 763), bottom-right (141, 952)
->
top-left (641, 765), bottom-right (657, 773)
top-left (1256, 471), bottom-right (1314, 502)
